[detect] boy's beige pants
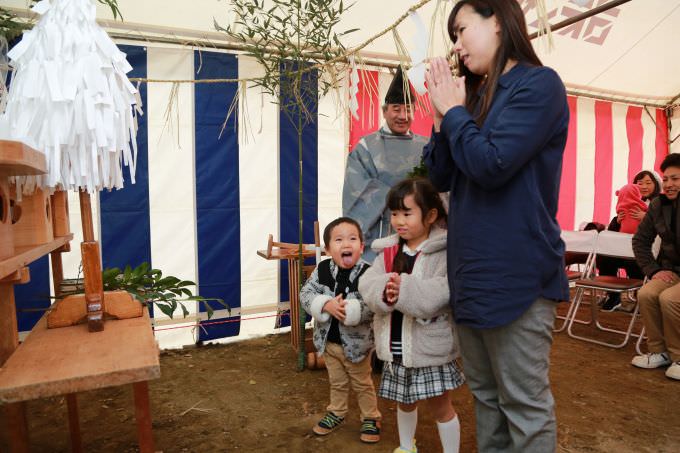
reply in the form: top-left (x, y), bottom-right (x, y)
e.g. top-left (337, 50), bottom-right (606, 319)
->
top-left (323, 342), bottom-right (381, 420)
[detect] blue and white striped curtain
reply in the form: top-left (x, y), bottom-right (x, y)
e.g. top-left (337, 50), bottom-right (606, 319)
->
top-left (14, 44), bottom-right (347, 348)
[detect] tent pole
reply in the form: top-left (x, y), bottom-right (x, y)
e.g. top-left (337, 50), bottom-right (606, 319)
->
top-left (528, 0), bottom-right (634, 39)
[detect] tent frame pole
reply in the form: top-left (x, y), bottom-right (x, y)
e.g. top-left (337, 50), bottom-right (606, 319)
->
top-left (528, 0), bottom-right (634, 39)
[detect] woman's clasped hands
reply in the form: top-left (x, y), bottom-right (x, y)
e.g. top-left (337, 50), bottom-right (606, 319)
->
top-left (425, 57), bottom-right (466, 130)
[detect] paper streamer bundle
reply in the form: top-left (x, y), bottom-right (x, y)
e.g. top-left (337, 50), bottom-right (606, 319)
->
top-left (0, 0), bottom-right (140, 194)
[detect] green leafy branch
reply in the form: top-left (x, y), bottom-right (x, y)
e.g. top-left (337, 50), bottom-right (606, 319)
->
top-left (216, 0), bottom-right (357, 128)
top-left (60, 262), bottom-right (228, 320)
top-left (101, 262), bottom-right (228, 320)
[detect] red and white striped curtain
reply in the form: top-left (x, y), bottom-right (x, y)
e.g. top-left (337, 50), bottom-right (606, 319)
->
top-left (349, 70), bottom-right (669, 232)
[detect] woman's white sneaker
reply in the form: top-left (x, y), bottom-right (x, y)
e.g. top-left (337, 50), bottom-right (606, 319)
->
top-left (665, 362), bottom-right (680, 380)
top-left (631, 352), bottom-right (671, 369)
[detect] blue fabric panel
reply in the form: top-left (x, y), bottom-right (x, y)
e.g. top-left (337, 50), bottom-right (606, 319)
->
top-left (15, 257), bottom-right (50, 333)
top-left (194, 50), bottom-right (241, 341)
top-left (99, 45), bottom-right (151, 272)
top-left (278, 63), bottom-right (318, 327)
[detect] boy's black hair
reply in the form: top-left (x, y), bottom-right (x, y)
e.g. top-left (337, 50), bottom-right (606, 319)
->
top-left (323, 217), bottom-right (363, 248)
top-left (660, 153), bottom-right (680, 172)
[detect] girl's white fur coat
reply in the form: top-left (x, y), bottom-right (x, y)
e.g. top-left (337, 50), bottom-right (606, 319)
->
top-left (359, 227), bottom-right (459, 368)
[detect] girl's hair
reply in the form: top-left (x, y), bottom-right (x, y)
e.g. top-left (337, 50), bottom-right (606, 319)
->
top-left (633, 170), bottom-right (661, 200)
top-left (448, 0), bottom-right (542, 126)
top-left (386, 178), bottom-right (447, 273)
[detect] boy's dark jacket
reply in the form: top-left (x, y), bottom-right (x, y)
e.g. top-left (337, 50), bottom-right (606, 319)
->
top-left (300, 258), bottom-right (374, 363)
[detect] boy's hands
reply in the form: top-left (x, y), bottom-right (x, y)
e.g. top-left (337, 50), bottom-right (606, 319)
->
top-left (385, 273), bottom-right (401, 304)
top-left (322, 294), bottom-right (346, 321)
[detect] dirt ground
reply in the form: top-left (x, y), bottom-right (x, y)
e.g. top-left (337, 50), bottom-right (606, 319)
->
top-left (2, 302), bottom-right (680, 453)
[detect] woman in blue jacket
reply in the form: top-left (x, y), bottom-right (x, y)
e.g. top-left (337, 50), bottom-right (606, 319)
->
top-left (423, 1), bottom-right (569, 452)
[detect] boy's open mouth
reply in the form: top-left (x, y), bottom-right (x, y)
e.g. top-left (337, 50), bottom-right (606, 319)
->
top-left (340, 251), bottom-right (354, 267)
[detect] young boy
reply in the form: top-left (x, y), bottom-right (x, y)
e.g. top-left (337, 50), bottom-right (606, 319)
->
top-left (300, 216), bottom-right (381, 443)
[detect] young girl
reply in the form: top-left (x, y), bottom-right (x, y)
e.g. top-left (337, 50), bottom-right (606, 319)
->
top-left (359, 178), bottom-right (464, 453)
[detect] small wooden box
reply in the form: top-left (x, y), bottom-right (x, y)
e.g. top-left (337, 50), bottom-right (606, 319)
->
top-left (0, 179), bottom-right (12, 260)
top-left (12, 186), bottom-right (54, 247)
top-left (50, 190), bottom-right (70, 237)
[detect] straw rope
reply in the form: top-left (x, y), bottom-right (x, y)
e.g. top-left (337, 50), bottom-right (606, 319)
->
top-left (127, 0), bottom-right (436, 86)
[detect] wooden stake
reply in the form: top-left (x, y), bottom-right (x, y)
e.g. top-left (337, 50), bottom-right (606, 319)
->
top-left (133, 381), bottom-right (156, 453)
top-left (82, 241), bottom-right (105, 332)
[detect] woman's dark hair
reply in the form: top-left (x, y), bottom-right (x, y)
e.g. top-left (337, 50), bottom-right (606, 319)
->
top-left (386, 178), bottom-right (446, 273)
top-left (448, 0), bottom-right (542, 125)
top-left (632, 170), bottom-right (661, 200)
top-left (323, 217), bottom-right (363, 249)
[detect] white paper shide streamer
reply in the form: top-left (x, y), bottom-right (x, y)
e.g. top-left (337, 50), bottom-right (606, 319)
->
top-left (0, 0), bottom-right (140, 193)
top-left (348, 56), bottom-right (360, 120)
top-left (406, 11), bottom-right (428, 95)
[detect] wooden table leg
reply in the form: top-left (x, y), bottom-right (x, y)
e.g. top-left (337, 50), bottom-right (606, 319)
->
top-left (132, 381), bottom-right (155, 453)
top-left (66, 393), bottom-right (83, 453)
top-left (5, 402), bottom-right (29, 453)
top-left (1, 283), bottom-right (30, 452)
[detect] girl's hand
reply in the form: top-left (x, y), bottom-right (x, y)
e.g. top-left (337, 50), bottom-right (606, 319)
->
top-left (425, 57), bottom-right (465, 118)
top-left (617, 211), bottom-right (625, 223)
top-left (323, 294), bottom-right (346, 321)
top-left (385, 273), bottom-right (401, 304)
top-left (630, 208), bottom-right (645, 220)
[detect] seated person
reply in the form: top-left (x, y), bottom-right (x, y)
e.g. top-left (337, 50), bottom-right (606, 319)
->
top-left (599, 170), bottom-right (660, 311)
top-left (631, 155), bottom-right (680, 381)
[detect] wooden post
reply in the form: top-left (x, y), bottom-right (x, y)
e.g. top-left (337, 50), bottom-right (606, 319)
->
top-left (133, 381), bottom-right (155, 453)
top-left (4, 403), bottom-right (29, 453)
top-left (66, 394), bottom-right (83, 453)
top-left (0, 282), bottom-right (29, 452)
top-left (0, 283), bottom-right (19, 365)
top-left (78, 191), bottom-right (104, 332)
top-left (78, 191), bottom-right (94, 243)
top-left (81, 242), bottom-right (104, 332)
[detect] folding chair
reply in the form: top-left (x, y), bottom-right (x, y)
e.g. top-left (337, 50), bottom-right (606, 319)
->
top-left (554, 229), bottom-right (598, 333)
top-left (566, 230), bottom-right (645, 348)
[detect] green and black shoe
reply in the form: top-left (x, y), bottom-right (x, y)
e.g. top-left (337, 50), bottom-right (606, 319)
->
top-left (360, 418), bottom-right (381, 443)
top-left (312, 412), bottom-right (345, 436)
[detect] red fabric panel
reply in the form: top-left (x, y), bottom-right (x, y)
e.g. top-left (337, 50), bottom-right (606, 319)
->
top-left (655, 108), bottom-right (669, 175)
top-left (626, 106), bottom-right (644, 183)
top-left (349, 70), bottom-right (380, 151)
top-left (593, 101), bottom-right (613, 224)
top-left (557, 96), bottom-right (578, 230)
top-left (411, 93), bottom-right (434, 137)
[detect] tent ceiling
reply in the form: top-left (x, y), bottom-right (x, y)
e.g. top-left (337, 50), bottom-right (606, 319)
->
top-left (4, 0), bottom-right (680, 104)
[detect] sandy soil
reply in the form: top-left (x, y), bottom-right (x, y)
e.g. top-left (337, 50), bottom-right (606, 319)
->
top-left (2, 302), bottom-right (679, 453)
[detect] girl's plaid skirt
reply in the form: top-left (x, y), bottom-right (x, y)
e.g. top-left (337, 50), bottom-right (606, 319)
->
top-left (378, 357), bottom-right (465, 404)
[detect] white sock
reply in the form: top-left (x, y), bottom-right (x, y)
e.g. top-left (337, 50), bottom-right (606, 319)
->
top-left (397, 407), bottom-right (418, 450)
top-left (437, 415), bottom-right (460, 453)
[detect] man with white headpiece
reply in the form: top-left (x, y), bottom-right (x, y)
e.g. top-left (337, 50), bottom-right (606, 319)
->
top-left (342, 67), bottom-right (428, 262)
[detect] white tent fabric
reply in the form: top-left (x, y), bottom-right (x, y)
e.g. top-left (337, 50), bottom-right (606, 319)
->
top-left (4, 0), bottom-right (679, 347)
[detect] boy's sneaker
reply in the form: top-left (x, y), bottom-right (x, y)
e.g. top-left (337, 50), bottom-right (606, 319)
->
top-left (359, 419), bottom-right (381, 443)
top-left (312, 412), bottom-right (344, 435)
top-left (600, 294), bottom-right (621, 312)
top-left (665, 362), bottom-right (680, 380)
top-left (631, 352), bottom-right (671, 369)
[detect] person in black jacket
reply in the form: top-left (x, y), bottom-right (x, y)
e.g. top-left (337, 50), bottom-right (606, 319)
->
top-left (631, 154), bottom-right (680, 381)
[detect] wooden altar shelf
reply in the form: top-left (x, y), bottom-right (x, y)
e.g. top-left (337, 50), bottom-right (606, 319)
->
top-left (0, 234), bottom-right (73, 281)
top-left (0, 311), bottom-right (160, 403)
top-left (0, 140), bottom-right (47, 176)
top-left (0, 311), bottom-right (160, 453)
